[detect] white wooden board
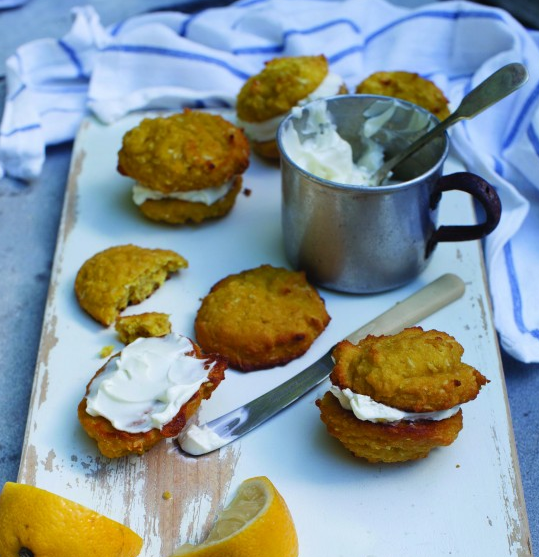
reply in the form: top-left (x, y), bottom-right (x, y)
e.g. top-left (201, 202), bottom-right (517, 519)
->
top-left (18, 111), bottom-right (531, 557)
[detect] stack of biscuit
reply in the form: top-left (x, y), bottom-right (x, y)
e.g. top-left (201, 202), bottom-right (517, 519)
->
top-left (236, 55), bottom-right (347, 159)
top-left (317, 327), bottom-right (488, 463)
top-left (118, 110), bottom-right (250, 224)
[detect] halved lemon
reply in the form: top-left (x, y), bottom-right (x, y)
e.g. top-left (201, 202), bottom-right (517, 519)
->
top-left (0, 482), bottom-right (143, 557)
top-left (172, 476), bottom-right (299, 557)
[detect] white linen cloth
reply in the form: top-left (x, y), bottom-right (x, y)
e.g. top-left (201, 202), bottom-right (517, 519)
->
top-left (1, 0), bottom-right (538, 362)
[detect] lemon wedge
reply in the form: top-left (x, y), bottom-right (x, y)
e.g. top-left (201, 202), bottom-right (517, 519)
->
top-left (172, 476), bottom-right (299, 557)
top-left (0, 482), bottom-right (143, 557)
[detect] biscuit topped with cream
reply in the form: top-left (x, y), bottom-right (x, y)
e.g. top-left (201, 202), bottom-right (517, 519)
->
top-left (78, 333), bottom-right (226, 458)
top-left (317, 327), bottom-right (488, 463)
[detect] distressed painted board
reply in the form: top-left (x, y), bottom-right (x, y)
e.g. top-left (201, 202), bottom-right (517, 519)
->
top-left (18, 111), bottom-right (531, 557)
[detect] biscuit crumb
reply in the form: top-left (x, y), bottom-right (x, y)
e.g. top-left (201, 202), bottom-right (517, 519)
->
top-left (99, 345), bottom-right (115, 358)
top-left (115, 312), bottom-right (171, 344)
top-left (162, 491), bottom-right (173, 500)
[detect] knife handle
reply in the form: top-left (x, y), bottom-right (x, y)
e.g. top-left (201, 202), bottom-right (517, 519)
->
top-left (344, 273), bottom-right (466, 345)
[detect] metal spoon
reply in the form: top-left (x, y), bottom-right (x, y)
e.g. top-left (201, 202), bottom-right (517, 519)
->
top-left (372, 62), bottom-right (529, 186)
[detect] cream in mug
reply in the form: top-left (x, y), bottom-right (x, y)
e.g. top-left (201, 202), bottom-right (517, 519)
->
top-left (280, 98), bottom-right (431, 186)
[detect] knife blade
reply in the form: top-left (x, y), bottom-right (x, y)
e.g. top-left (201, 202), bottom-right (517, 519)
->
top-left (179, 273), bottom-right (465, 455)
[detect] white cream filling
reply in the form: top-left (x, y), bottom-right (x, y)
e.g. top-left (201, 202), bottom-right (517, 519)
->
top-left (330, 386), bottom-right (460, 423)
top-left (237, 72), bottom-right (344, 142)
top-left (85, 333), bottom-right (214, 433)
top-left (179, 423), bottom-right (228, 455)
top-left (132, 178), bottom-right (235, 206)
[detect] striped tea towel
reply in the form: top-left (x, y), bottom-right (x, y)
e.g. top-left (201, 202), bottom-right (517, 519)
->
top-left (1, 0), bottom-right (539, 362)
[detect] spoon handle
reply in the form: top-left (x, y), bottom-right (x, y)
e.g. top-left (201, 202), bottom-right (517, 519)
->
top-left (456, 62), bottom-right (529, 119)
top-left (373, 62), bottom-right (529, 185)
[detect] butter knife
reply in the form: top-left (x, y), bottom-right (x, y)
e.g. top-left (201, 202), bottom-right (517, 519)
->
top-left (180, 273), bottom-right (465, 455)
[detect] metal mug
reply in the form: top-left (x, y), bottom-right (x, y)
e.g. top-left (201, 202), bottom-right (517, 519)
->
top-left (277, 95), bottom-right (501, 293)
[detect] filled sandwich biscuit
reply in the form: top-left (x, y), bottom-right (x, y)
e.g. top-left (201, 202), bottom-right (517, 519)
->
top-left (236, 55), bottom-right (347, 159)
top-left (117, 110), bottom-right (250, 224)
top-left (317, 327), bottom-right (488, 463)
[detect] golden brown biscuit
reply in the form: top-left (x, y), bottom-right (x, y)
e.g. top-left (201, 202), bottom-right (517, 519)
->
top-left (237, 55), bottom-right (330, 123)
top-left (194, 265), bottom-right (331, 371)
top-left (75, 244), bottom-right (187, 326)
top-left (117, 110), bottom-right (250, 224)
top-left (355, 71), bottom-right (450, 120)
top-left (236, 55), bottom-right (347, 159)
top-left (248, 138), bottom-right (281, 161)
top-left (316, 391), bottom-right (463, 463)
top-left (115, 312), bottom-right (172, 344)
top-left (331, 327), bottom-right (487, 412)
top-left (78, 335), bottom-right (226, 458)
top-left (316, 327), bottom-right (488, 463)
top-left (118, 110), bottom-right (249, 193)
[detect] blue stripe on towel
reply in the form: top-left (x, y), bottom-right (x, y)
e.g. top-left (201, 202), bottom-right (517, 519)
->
top-left (423, 70), bottom-right (472, 82)
top-left (235, 0), bottom-right (269, 7)
top-left (364, 9), bottom-right (505, 48)
top-left (8, 84), bottom-right (26, 101)
top-left (179, 17), bottom-right (191, 37)
top-left (110, 21), bottom-right (125, 37)
top-left (41, 106), bottom-right (85, 116)
top-left (179, 11), bottom-right (205, 37)
top-left (232, 18), bottom-right (362, 55)
top-left (504, 241), bottom-right (539, 339)
top-left (58, 39), bottom-right (86, 78)
top-left (102, 44), bottom-right (250, 80)
top-left (329, 10), bottom-right (506, 65)
top-left (493, 156), bottom-right (504, 176)
top-left (503, 81), bottom-right (539, 149)
top-left (528, 122), bottom-right (539, 156)
top-left (327, 44), bottom-right (362, 65)
top-left (0, 123), bottom-right (40, 137)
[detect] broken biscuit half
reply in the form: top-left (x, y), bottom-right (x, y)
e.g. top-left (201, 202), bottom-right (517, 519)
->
top-left (75, 244), bottom-right (187, 326)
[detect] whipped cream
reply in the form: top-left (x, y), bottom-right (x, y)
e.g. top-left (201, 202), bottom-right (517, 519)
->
top-left (237, 72), bottom-right (344, 142)
top-left (281, 99), bottom-right (386, 186)
top-left (85, 333), bottom-right (214, 433)
top-left (237, 113), bottom-right (286, 144)
top-left (330, 386), bottom-right (460, 423)
top-left (132, 178), bottom-right (235, 206)
top-left (299, 72), bottom-right (345, 106)
top-left (179, 423), bottom-right (228, 455)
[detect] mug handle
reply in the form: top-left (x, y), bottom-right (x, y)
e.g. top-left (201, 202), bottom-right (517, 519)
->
top-left (427, 172), bottom-right (502, 257)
